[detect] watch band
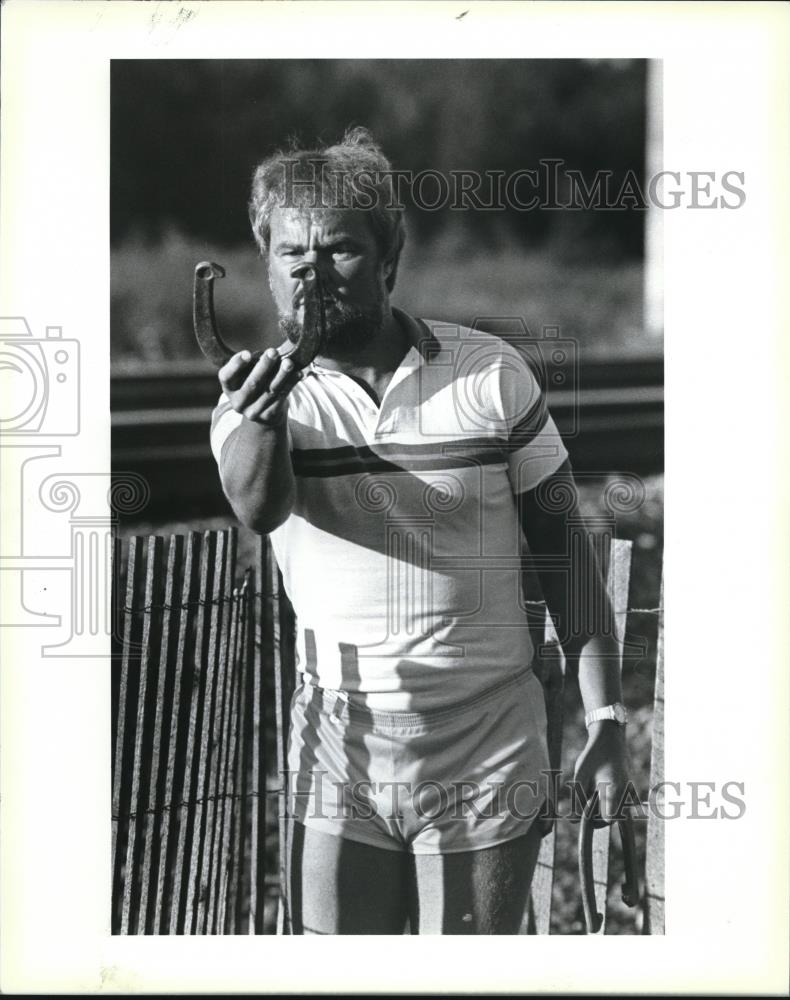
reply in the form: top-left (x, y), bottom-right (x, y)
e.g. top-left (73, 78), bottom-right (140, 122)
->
top-left (584, 702), bottom-right (628, 728)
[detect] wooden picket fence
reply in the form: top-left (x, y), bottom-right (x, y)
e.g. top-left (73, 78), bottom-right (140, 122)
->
top-left (112, 528), bottom-right (664, 935)
top-left (113, 529), bottom-right (265, 934)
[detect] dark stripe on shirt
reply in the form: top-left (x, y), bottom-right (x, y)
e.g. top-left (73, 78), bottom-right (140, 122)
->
top-left (291, 442), bottom-right (507, 478)
top-left (292, 437), bottom-right (508, 462)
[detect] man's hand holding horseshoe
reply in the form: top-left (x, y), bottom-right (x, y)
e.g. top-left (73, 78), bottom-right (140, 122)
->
top-left (219, 348), bottom-right (304, 428)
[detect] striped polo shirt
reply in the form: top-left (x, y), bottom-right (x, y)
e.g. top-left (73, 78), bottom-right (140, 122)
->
top-left (210, 308), bottom-right (568, 711)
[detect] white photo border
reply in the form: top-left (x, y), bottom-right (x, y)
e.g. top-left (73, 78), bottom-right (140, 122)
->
top-left (1, 1), bottom-right (788, 993)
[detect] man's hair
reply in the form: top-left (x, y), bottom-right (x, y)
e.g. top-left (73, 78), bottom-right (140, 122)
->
top-left (248, 126), bottom-right (406, 292)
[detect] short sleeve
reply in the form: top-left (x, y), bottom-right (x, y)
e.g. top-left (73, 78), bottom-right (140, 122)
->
top-left (209, 394), bottom-right (295, 468)
top-left (209, 393), bottom-right (243, 465)
top-left (494, 344), bottom-right (569, 495)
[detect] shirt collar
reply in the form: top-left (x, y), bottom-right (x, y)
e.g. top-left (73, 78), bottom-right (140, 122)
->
top-left (392, 306), bottom-right (441, 364)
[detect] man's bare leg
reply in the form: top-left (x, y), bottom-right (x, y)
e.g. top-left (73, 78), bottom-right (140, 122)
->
top-left (409, 823), bottom-right (543, 934)
top-left (287, 822), bottom-right (410, 934)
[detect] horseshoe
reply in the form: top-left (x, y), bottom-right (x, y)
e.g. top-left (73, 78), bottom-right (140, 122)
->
top-left (579, 792), bottom-right (640, 934)
top-left (193, 259), bottom-right (325, 369)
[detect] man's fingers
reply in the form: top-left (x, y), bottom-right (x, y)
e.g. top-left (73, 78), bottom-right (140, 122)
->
top-left (240, 349), bottom-right (280, 397)
top-left (267, 356), bottom-right (297, 396)
top-left (256, 361), bottom-right (304, 410)
top-left (219, 344), bottom-right (303, 423)
top-left (241, 359), bottom-right (301, 419)
top-left (225, 348), bottom-right (280, 412)
top-left (597, 785), bottom-right (619, 825)
top-left (219, 350), bottom-right (256, 391)
top-left (591, 780), bottom-right (633, 826)
top-left (571, 771), bottom-right (620, 826)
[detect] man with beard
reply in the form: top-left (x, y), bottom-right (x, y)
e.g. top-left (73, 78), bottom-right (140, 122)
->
top-left (210, 128), bottom-right (631, 934)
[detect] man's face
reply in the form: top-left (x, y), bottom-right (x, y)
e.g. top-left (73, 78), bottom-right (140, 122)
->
top-left (267, 206), bottom-right (391, 355)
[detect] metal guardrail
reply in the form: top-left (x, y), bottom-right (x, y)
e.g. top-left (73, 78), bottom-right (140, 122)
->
top-left (111, 357), bottom-right (663, 517)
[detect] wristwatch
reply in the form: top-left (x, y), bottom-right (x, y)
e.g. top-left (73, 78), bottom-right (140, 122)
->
top-left (584, 702), bottom-right (628, 728)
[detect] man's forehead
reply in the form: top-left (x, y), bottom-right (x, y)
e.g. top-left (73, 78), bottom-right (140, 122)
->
top-left (270, 206), bottom-right (373, 240)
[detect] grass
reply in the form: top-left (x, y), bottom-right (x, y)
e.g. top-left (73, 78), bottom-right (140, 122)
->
top-left (111, 227), bottom-right (657, 364)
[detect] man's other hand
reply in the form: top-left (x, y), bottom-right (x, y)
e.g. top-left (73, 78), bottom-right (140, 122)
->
top-left (219, 348), bottom-right (303, 427)
top-left (572, 722), bottom-right (632, 826)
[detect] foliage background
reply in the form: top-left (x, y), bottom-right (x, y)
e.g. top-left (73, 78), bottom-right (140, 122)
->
top-left (111, 59), bottom-right (656, 363)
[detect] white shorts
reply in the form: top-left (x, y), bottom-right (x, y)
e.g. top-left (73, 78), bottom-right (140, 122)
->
top-left (285, 665), bottom-right (553, 855)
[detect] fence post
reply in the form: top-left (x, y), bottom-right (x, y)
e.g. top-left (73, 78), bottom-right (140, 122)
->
top-left (211, 581), bottom-right (240, 933)
top-left (201, 532), bottom-right (237, 933)
top-left (112, 536), bottom-right (142, 933)
top-left (643, 573), bottom-right (665, 933)
top-left (194, 529), bottom-right (235, 933)
top-left (585, 537), bottom-right (633, 935)
top-left (268, 537), bottom-right (297, 935)
top-left (227, 572), bottom-right (254, 934)
top-left (248, 536), bottom-right (268, 934)
top-left (138, 534), bottom-right (183, 933)
top-left (525, 611), bottom-right (565, 935)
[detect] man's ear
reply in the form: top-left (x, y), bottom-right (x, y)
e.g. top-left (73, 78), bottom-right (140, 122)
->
top-left (381, 244), bottom-right (402, 293)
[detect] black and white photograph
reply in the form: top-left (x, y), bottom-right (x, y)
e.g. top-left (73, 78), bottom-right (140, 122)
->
top-left (110, 57), bottom-right (664, 937)
top-left (1, 1), bottom-right (788, 993)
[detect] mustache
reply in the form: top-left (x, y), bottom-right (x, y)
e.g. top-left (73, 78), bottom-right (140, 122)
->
top-left (291, 279), bottom-right (340, 304)
top-left (290, 295), bottom-right (363, 329)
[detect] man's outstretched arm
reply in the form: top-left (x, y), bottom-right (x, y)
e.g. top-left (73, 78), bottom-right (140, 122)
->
top-left (213, 348), bottom-right (301, 534)
top-left (517, 457), bottom-right (631, 821)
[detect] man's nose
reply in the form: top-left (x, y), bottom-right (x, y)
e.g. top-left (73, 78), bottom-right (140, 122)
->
top-left (290, 250), bottom-right (323, 277)
top-left (289, 251), bottom-right (336, 290)
top-left (289, 256), bottom-right (329, 308)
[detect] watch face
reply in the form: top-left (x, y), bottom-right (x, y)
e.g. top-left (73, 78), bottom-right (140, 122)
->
top-left (614, 703), bottom-right (627, 724)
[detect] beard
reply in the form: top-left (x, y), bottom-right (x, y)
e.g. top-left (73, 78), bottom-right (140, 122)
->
top-left (278, 291), bottom-right (387, 357)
